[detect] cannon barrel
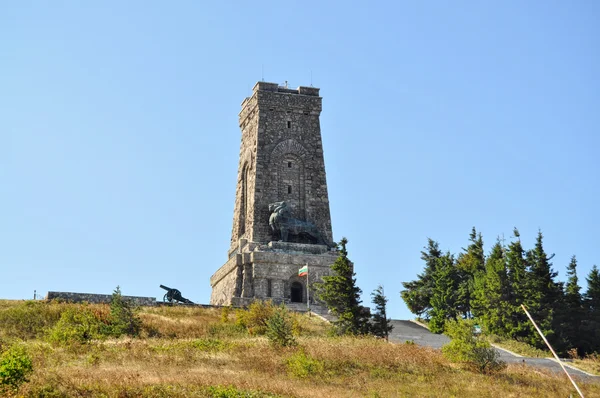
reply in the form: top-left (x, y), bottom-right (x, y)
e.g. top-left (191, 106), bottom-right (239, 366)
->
top-left (159, 284), bottom-right (172, 291)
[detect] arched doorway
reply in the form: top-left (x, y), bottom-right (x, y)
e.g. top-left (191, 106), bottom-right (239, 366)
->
top-left (290, 282), bottom-right (303, 303)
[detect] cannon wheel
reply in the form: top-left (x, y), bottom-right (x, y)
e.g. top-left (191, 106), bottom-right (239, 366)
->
top-left (163, 293), bottom-right (172, 303)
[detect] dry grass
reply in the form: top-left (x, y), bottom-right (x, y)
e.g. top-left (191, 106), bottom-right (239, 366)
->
top-left (1, 301), bottom-right (599, 397)
top-left (573, 354), bottom-right (600, 376)
top-left (18, 335), bottom-right (600, 397)
top-left (486, 335), bottom-right (550, 358)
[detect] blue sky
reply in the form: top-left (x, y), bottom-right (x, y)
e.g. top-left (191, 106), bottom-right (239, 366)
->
top-left (2, 1), bottom-right (598, 319)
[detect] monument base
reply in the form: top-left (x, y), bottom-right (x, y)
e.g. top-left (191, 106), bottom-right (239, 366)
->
top-left (210, 240), bottom-right (338, 307)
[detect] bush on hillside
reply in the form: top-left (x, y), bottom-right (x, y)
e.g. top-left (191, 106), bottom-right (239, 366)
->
top-left (442, 319), bottom-right (506, 374)
top-left (0, 301), bottom-right (63, 340)
top-left (46, 307), bottom-right (107, 345)
top-left (0, 343), bottom-right (33, 394)
top-left (286, 351), bottom-right (325, 378)
top-left (236, 301), bottom-right (275, 335)
top-left (205, 385), bottom-right (280, 397)
top-left (220, 306), bottom-right (232, 323)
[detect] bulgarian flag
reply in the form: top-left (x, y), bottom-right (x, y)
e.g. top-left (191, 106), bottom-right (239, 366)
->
top-left (298, 265), bottom-right (308, 277)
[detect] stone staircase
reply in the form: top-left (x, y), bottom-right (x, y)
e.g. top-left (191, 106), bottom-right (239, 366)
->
top-left (285, 302), bottom-right (336, 322)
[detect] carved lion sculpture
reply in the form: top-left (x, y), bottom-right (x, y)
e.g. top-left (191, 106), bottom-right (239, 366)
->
top-left (268, 201), bottom-right (330, 247)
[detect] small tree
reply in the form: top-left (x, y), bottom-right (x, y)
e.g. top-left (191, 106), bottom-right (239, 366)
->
top-left (108, 286), bottom-right (142, 337)
top-left (371, 285), bottom-right (393, 340)
top-left (316, 237), bottom-right (369, 335)
top-left (266, 304), bottom-right (297, 347)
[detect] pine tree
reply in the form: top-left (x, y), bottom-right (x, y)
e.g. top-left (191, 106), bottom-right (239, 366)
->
top-left (560, 256), bottom-right (584, 354)
top-left (316, 237), bottom-right (369, 335)
top-left (370, 285), bottom-right (393, 340)
top-left (582, 265), bottom-right (600, 353)
top-left (471, 239), bottom-right (512, 336)
top-left (429, 252), bottom-right (459, 333)
top-left (108, 286), bottom-right (142, 337)
top-left (524, 231), bottom-right (564, 350)
top-left (455, 228), bottom-right (485, 318)
top-left (266, 304), bottom-right (297, 347)
top-left (401, 239), bottom-right (442, 318)
top-left (504, 229), bottom-right (532, 340)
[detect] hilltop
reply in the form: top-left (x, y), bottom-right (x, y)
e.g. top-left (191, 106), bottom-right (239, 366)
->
top-left (0, 300), bottom-right (598, 397)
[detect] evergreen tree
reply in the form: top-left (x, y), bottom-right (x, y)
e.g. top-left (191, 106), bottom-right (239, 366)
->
top-left (370, 285), bottom-right (393, 340)
top-left (582, 265), bottom-right (600, 353)
top-left (504, 229), bottom-right (532, 340)
top-left (316, 237), bottom-right (369, 335)
top-left (108, 286), bottom-right (142, 337)
top-left (401, 239), bottom-right (442, 318)
top-left (429, 252), bottom-right (459, 333)
top-left (524, 231), bottom-right (564, 350)
top-left (560, 256), bottom-right (584, 354)
top-left (471, 239), bottom-right (511, 336)
top-left (455, 228), bottom-right (485, 318)
top-left (266, 304), bottom-right (297, 347)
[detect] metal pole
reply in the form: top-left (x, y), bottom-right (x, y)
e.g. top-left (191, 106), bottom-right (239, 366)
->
top-left (306, 263), bottom-right (310, 316)
top-left (521, 304), bottom-right (584, 398)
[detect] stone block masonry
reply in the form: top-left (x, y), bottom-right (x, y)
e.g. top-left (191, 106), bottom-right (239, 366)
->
top-left (46, 291), bottom-right (157, 306)
top-left (211, 82), bottom-right (339, 307)
top-left (229, 81), bottom-right (333, 252)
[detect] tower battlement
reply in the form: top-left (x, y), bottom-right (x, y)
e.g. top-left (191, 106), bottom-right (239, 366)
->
top-left (240, 82), bottom-right (320, 112)
top-left (253, 81), bottom-right (320, 96)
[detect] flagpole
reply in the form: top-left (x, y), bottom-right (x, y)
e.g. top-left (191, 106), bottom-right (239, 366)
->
top-left (306, 263), bottom-right (310, 316)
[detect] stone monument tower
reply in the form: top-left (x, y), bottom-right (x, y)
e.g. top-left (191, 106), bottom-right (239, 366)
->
top-left (210, 81), bottom-right (338, 307)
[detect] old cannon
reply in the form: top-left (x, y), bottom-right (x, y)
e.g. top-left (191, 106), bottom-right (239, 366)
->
top-left (159, 285), bottom-right (194, 304)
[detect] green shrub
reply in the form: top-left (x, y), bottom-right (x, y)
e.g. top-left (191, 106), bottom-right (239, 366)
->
top-left (0, 301), bottom-right (63, 340)
top-left (0, 343), bottom-right (33, 394)
top-left (286, 351), bottom-right (325, 378)
top-left (442, 319), bottom-right (506, 374)
top-left (205, 385), bottom-right (280, 397)
top-left (266, 305), bottom-right (297, 347)
top-left (208, 323), bottom-right (246, 338)
top-left (26, 384), bottom-right (69, 398)
top-left (236, 301), bottom-right (275, 335)
top-left (220, 306), bottom-right (232, 323)
top-left (191, 338), bottom-right (232, 352)
top-left (46, 307), bottom-right (106, 345)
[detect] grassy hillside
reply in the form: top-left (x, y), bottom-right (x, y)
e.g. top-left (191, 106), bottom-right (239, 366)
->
top-left (0, 300), bottom-right (598, 397)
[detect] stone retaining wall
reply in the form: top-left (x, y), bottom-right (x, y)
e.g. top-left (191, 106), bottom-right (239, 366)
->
top-left (46, 291), bottom-right (157, 306)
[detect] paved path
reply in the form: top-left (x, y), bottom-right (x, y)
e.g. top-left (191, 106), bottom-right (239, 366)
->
top-left (388, 320), bottom-right (598, 381)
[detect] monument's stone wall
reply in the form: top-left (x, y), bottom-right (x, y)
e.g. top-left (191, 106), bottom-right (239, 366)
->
top-left (212, 241), bottom-right (338, 306)
top-left (209, 256), bottom-right (241, 306)
top-left (46, 291), bottom-right (156, 306)
top-left (229, 82), bottom-right (332, 255)
top-left (212, 82), bottom-right (337, 307)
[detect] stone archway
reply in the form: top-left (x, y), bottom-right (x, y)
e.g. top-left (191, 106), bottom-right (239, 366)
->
top-left (290, 282), bottom-right (303, 303)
